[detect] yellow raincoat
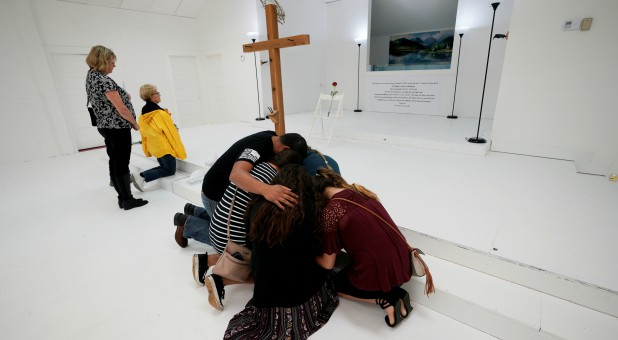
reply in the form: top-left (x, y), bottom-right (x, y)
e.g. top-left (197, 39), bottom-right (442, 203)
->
top-left (138, 109), bottom-right (186, 160)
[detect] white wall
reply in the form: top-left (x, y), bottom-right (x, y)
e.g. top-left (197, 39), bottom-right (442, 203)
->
top-left (198, 0), bottom-right (260, 123)
top-left (196, 0), bottom-right (327, 123)
top-left (451, 0), bottom-right (513, 119)
top-left (256, 0), bottom-right (328, 116)
top-left (323, 0), bottom-right (370, 112)
top-left (323, 0), bottom-right (514, 117)
top-left (31, 0), bottom-right (202, 119)
top-left (0, 0), bottom-right (73, 164)
top-left (0, 0), bottom-right (202, 165)
top-left (492, 0), bottom-right (618, 175)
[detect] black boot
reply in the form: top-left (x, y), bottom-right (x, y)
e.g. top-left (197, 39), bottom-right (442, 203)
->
top-left (116, 173), bottom-right (148, 210)
top-left (123, 198), bottom-right (148, 210)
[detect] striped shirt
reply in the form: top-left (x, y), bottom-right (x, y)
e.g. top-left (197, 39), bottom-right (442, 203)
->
top-left (209, 162), bottom-right (278, 254)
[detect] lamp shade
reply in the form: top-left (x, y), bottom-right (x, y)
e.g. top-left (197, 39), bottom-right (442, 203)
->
top-left (354, 37), bottom-right (365, 45)
top-left (456, 26), bottom-right (470, 34)
top-left (246, 31), bottom-right (259, 40)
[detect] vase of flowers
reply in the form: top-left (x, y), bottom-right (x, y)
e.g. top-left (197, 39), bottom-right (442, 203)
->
top-left (327, 81), bottom-right (338, 117)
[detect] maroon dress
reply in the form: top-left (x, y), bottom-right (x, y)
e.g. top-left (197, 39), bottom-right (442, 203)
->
top-left (321, 189), bottom-right (412, 292)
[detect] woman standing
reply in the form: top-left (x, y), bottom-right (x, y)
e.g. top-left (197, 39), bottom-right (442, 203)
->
top-left (85, 45), bottom-right (147, 210)
top-left (223, 164), bottom-right (338, 339)
top-left (313, 168), bottom-right (416, 328)
top-left (131, 84), bottom-right (186, 191)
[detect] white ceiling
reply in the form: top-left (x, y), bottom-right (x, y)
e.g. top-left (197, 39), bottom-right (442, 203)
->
top-left (58, 1), bottom-right (458, 33)
top-left (58, 0), bottom-right (207, 18)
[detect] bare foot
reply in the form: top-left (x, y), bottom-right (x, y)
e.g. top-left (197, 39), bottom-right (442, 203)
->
top-left (400, 300), bottom-right (407, 318)
top-left (384, 305), bottom-right (396, 326)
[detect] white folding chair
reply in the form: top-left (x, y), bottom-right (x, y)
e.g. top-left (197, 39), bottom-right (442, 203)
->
top-left (308, 93), bottom-right (344, 146)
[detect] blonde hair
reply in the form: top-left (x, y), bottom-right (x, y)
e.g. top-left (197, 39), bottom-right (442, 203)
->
top-left (313, 168), bottom-right (379, 201)
top-left (139, 84), bottom-right (158, 101)
top-left (86, 45), bottom-right (116, 72)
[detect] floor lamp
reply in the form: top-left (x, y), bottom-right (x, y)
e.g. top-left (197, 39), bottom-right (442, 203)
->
top-left (247, 31), bottom-right (265, 121)
top-left (354, 38), bottom-right (363, 112)
top-left (447, 33), bottom-right (464, 119)
top-left (468, 2), bottom-right (500, 144)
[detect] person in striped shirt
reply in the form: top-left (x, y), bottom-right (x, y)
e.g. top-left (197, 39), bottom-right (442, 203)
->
top-left (208, 150), bottom-right (302, 255)
top-left (191, 150), bottom-right (303, 308)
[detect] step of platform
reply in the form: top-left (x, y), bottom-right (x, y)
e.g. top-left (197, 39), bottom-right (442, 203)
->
top-left (402, 231), bottom-right (618, 340)
top-left (128, 149), bottom-right (206, 205)
top-left (128, 149), bottom-right (617, 340)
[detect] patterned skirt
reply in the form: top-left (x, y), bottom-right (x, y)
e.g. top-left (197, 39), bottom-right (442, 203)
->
top-left (224, 279), bottom-right (339, 340)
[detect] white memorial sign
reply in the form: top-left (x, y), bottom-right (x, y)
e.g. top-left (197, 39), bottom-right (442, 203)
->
top-left (369, 76), bottom-right (440, 114)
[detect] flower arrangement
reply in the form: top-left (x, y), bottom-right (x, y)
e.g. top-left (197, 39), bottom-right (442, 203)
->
top-left (330, 82), bottom-right (338, 96)
top-left (327, 81), bottom-right (338, 116)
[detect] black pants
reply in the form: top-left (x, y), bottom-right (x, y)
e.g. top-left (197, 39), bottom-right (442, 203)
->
top-left (98, 128), bottom-right (132, 199)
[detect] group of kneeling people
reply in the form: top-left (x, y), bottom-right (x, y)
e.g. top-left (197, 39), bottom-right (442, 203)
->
top-left (172, 130), bottom-right (421, 339)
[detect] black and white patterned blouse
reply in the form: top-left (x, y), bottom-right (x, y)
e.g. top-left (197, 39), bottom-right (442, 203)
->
top-left (209, 162), bottom-right (278, 254)
top-left (85, 68), bottom-right (135, 129)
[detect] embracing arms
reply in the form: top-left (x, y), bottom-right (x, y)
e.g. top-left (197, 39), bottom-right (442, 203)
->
top-left (229, 161), bottom-right (298, 209)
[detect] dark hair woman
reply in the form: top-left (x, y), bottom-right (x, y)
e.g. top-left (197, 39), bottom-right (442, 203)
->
top-left (223, 164), bottom-right (338, 339)
top-left (313, 168), bottom-right (415, 328)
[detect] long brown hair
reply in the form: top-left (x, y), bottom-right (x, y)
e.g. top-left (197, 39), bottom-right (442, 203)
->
top-left (248, 164), bottom-right (316, 247)
top-left (312, 168), bottom-right (379, 211)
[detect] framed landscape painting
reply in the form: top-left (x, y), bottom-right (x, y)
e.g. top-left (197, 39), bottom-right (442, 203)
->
top-left (388, 29), bottom-right (454, 70)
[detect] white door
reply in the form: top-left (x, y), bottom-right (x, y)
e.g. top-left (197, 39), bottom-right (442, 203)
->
top-left (51, 53), bottom-right (103, 150)
top-left (169, 56), bottom-right (203, 127)
top-left (204, 54), bottom-right (226, 123)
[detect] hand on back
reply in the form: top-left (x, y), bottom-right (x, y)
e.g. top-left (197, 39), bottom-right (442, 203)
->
top-left (263, 184), bottom-right (298, 209)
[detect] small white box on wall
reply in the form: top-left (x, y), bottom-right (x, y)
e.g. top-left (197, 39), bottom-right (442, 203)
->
top-left (562, 18), bottom-right (581, 31)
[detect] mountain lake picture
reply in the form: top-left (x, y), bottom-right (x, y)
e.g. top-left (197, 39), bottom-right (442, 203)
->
top-left (389, 29), bottom-right (454, 69)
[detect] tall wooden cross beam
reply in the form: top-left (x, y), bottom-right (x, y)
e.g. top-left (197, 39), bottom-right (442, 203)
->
top-left (243, 3), bottom-right (310, 135)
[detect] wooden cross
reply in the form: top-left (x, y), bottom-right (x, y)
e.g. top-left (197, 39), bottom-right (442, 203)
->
top-left (243, 3), bottom-right (310, 135)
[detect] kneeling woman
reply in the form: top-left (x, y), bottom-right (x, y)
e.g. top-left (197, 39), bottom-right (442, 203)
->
top-left (313, 169), bottom-right (414, 328)
top-left (133, 84), bottom-right (186, 191)
top-left (224, 164), bottom-right (338, 340)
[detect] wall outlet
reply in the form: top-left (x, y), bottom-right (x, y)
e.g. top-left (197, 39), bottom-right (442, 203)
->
top-left (562, 18), bottom-right (581, 31)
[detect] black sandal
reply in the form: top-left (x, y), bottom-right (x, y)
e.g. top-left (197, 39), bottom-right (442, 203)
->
top-left (376, 296), bottom-right (402, 327)
top-left (396, 287), bottom-right (413, 319)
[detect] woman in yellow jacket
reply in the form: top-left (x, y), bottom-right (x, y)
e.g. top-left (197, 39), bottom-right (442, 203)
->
top-left (132, 84), bottom-right (187, 191)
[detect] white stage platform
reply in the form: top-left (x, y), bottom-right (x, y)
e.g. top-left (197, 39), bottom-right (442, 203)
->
top-left (1, 109), bottom-right (616, 339)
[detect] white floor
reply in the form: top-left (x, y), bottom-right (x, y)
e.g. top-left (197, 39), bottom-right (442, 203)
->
top-left (1, 110), bottom-right (616, 339)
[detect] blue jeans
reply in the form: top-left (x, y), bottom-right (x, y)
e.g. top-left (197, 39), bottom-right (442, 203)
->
top-left (183, 192), bottom-right (218, 245)
top-left (142, 154), bottom-right (176, 182)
